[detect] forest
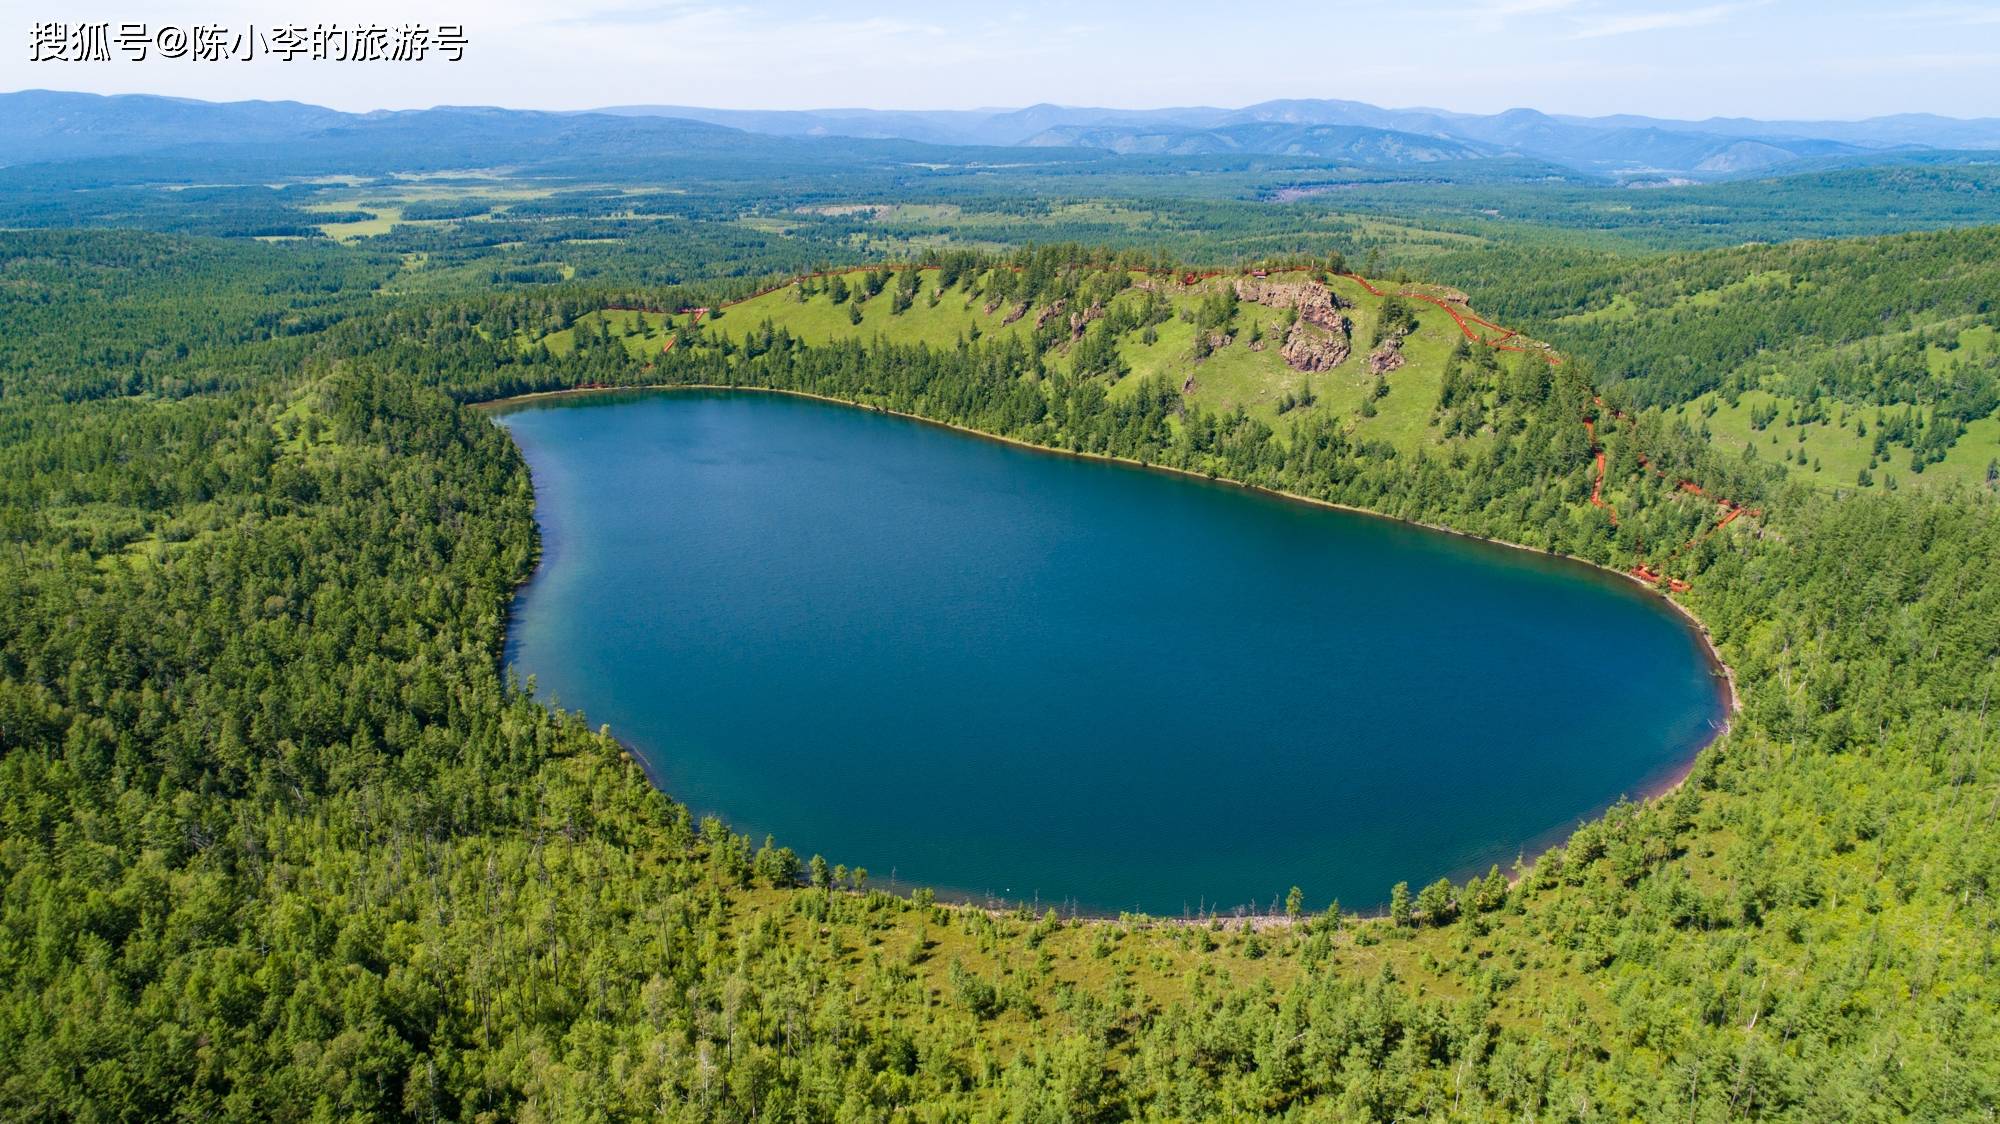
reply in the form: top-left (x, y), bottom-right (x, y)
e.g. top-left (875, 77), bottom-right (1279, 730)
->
top-left (1, 213), bottom-right (1998, 1123)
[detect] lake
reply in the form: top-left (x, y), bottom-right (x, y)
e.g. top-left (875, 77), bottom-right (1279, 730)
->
top-left (494, 389), bottom-right (1729, 916)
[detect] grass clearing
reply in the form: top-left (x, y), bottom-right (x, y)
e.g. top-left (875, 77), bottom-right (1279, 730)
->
top-left (1679, 387), bottom-right (2000, 493)
top-left (522, 265), bottom-right (1552, 463)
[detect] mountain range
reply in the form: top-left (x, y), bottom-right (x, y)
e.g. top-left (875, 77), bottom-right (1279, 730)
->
top-left (0, 90), bottom-right (1080, 186)
top-left (5, 89), bottom-right (1999, 182)
top-left (598, 99), bottom-right (2000, 179)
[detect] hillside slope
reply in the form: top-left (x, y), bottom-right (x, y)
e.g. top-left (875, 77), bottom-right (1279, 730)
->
top-left (538, 262), bottom-right (1552, 458)
top-left (1439, 226), bottom-right (2000, 492)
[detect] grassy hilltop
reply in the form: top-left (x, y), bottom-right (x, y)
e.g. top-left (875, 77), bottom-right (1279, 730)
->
top-left (534, 262), bottom-right (1548, 460)
top-left (535, 248), bottom-right (2000, 505)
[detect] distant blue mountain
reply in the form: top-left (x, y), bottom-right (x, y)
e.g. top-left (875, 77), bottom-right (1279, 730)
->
top-left (0, 90), bottom-right (347, 165)
top-left (0, 91), bottom-right (1110, 184)
top-left (600, 98), bottom-right (2000, 179)
top-left (1019, 122), bottom-right (1492, 163)
top-left (6, 89), bottom-right (1998, 181)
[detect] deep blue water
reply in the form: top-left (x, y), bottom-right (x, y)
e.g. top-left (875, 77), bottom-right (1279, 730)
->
top-left (494, 390), bottom-right (1728, 915)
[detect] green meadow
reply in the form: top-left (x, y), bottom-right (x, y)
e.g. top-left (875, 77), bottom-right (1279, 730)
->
top-left (1662, 323), bottom-right (2000, 493)
top-left (528, 266), bottom-right (1533, 458)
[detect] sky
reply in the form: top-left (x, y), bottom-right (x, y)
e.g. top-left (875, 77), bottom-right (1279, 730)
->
top-left (6, 0), bottom-right (1999, 120)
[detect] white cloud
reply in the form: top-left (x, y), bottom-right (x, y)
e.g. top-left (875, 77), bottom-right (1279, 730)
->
top-left (554, 1), bottom-right (718, 27)
top-left (1, 0), bottom-right (1991, 119)
top-left (1440, 0), bottom-right (1588, 33)
top-left (1567, 2), bottom-right (1754, 39)
top-left (1468, 0), bottom-right (1589, 15)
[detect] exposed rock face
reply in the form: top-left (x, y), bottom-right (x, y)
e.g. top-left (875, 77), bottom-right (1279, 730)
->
top-left (1034, 298), bottom-right (1068, 330)
top-left (1069, 301), bottom-right (1104, 339)
top-left (1000, 301), bottom-right (1029, 325)
top-left (1233, 276), bottom-right (1303, 307)
top-left (1235, 276), bottom-right (1355, 372)
top-left (1367, 319), bottom-right (1413, 375)
top-left (1280, 325), bottom-right (1351, 372)
top-left (1233, 276), bottom-right (1350, 333)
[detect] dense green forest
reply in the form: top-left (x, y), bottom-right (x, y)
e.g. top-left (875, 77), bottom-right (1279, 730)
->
top-left (1430, 226), bottom-right (2000, 403)
top-left (6, 135), bottom-right (2000, 280)
top-left (2, 220), bottom-right (1998, 1122)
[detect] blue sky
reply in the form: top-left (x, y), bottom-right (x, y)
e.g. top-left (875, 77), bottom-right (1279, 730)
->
top-left (7, 0), bottom-right (1999, 118)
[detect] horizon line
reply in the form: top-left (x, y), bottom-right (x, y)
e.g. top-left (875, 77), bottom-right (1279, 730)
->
top-left (6, 86), bottom-right (1996, 127)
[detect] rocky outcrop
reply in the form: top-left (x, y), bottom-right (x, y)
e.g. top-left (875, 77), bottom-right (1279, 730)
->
top-left (1366, 338), bottom-right (1407, 375)
top-left (1069, 301), bottom-right (1104, 339)
top-left (1280, 325), bottom-right (1351, 373)
top-left (1233, 276), bottom-right (1350, 333)
top-left (1235, 276), bottom-right (1355, 372)
top-left (1000, 301), bottom-right (1029, 325)
top-left (1367, 321), bottom-right (1412, 375)
top-left (1034, 298), bottom-right (1068, 330)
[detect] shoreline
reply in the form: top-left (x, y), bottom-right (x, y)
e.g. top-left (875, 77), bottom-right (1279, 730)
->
top-left (477, 381), bottom-right (1741, 923)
